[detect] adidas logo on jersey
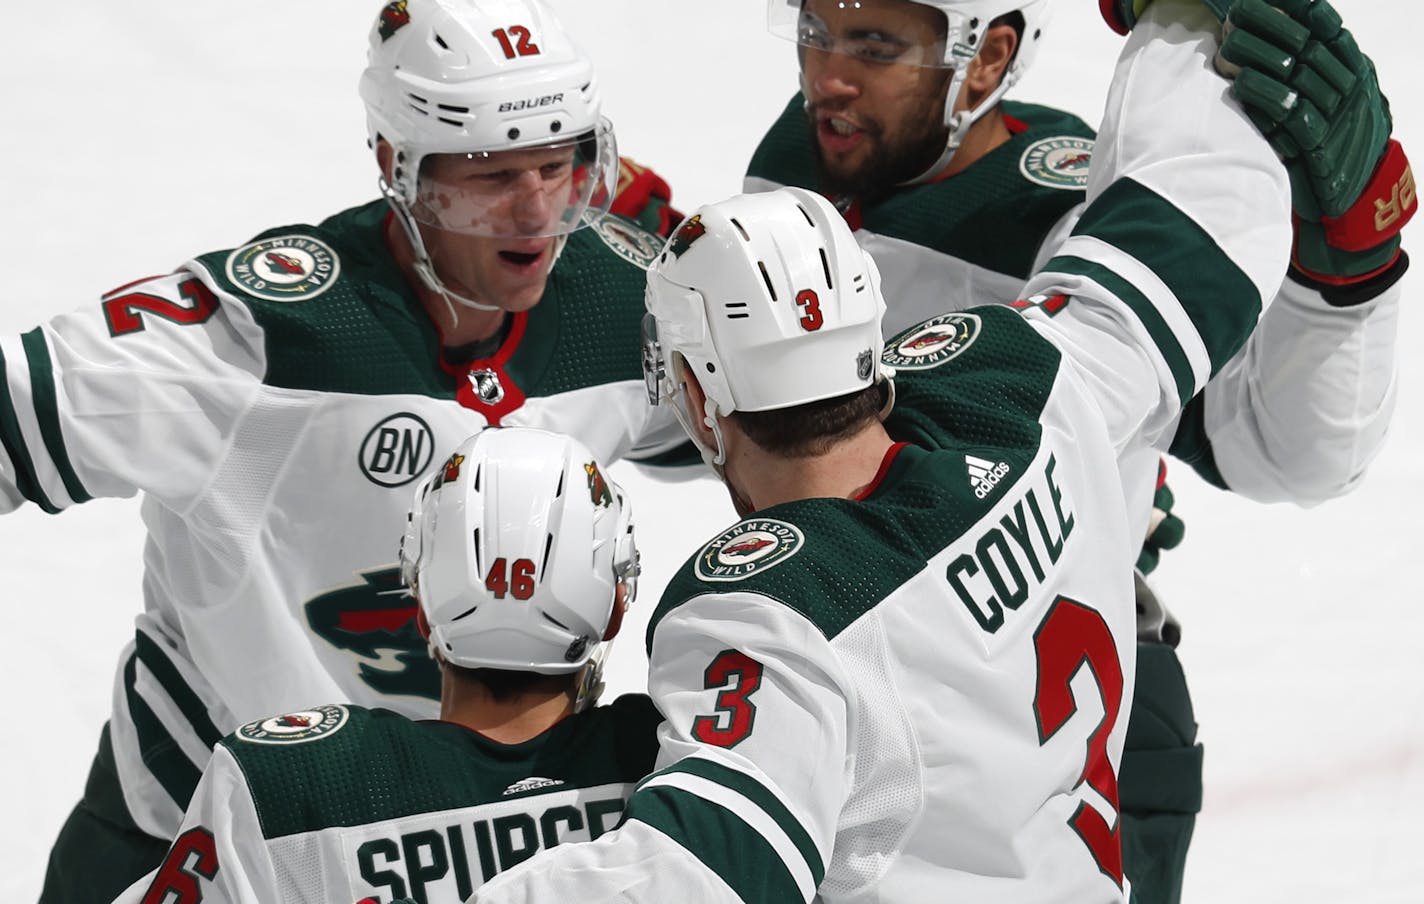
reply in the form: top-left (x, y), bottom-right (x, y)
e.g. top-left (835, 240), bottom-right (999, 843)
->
top-left (502, 776), bottom-right (565, 796)
top-left (967, 455), bottom-right (1011, 499)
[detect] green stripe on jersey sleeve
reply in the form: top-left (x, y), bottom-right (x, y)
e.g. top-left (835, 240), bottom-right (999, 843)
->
top-left (21, 328), bottom-right (91, 504)
top-left (1044, 254), bottom-right (1196, 406)
top-left (1053, 178), bottom-right (1262, 393)
top-left (0, 340), bottom-right (58, 513)
top-left (627, 757), bottom-right (825, 902)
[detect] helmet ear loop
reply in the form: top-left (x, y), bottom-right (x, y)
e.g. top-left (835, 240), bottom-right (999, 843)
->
top-left (902, 48), bottom-right (1020, 186)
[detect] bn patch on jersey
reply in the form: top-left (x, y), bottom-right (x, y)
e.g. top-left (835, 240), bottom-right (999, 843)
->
top-left (1018, 136), bottom-right (1093, 190)
top-left (236, 704), bottom-right (349, 745)
top-left (695, 519), bottom-right (804, 582)
top-left (882, 313), bottom-right (982, 370)
top-left (225, 235), bottom-right (340, 301)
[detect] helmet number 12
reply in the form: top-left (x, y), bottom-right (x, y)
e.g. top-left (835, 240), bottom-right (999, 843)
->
top-left (492, 26), bottom-right (541, 59)
top-left (795, 288), bottom-right (823, 332)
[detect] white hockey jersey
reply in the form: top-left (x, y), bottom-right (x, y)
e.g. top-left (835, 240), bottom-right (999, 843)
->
top-left (0, 203), bottom-right (680, 840)
top-left (471, 5), bottom-right (1290, 902)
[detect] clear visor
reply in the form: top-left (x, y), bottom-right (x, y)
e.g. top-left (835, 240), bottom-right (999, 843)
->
top-left (767, 0), bottom-right (954, 69)
top-left (410, 120), bottom-right (618, 239)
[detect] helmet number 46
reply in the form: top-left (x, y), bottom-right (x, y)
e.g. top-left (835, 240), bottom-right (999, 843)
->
top-left (492, 26), bottom-right (540, 59)
top-left (795, 288), bottom-right (823, 332)
top-left (486, 557), bottom-right (537, 600)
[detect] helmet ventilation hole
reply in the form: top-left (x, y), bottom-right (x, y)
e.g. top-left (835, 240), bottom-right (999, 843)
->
top-left (795, 204), bottom-right (815, 227)
top-left (757, 261), bottom-right (778, 301)
top-left (819, 248), bottom-right (834, 289)
top-left (540, 533), bottom-right (554, 579)
top-left (434, 34), bottom-right (449, 50)
top-left (725, 301), bottom-right (750, 320)
top-left (730, 217), bottom-right (751, 241)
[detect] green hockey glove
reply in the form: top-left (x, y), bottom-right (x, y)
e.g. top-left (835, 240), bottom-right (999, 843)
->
top-left (1137, 463), bottom-right (1186, 576)
top-left (1218, 0), bottom-right (1415, 302)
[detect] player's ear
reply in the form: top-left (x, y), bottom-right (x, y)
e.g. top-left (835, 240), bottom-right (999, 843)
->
top-left (375, 138), bottom-right (396, 183)
top-left (963, 23), bottom-right (1018, 100)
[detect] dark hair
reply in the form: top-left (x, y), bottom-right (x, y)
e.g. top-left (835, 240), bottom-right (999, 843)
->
top-left (446, 664), bottom-right (578, 703)
top-left (731, 382), bottom-right (886, 458)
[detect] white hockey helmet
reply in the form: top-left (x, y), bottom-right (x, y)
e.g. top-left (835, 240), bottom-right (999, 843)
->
top-left (642, 187), bottom-right (889, 464)
top-left (398, 427), bottom-right (638, 677)
top-left (360, 0), bottom-right (617, 237)
top-left (768, 0), bottom-right (1052, 179)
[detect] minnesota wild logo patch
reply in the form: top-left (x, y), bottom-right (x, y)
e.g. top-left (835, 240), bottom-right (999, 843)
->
top-left (225, 235), bottom-right (340, 302)
top-left (882, 313), bottom-right (981, 370)
top-left (236, 704), bottom-right (349, 745)
top-left (591, 216), bottom-right (663, 270)
top-left (695, 519), bottom-right (804, 582)
top-left (1019, 136), bottom-right (1094, 190)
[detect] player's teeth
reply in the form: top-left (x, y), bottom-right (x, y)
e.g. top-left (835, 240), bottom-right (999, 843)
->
top-left (830, 119), bottom-right (855, 135)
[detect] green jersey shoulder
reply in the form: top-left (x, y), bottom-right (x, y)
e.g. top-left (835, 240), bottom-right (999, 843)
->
top-left (188, 203), bottom-right (656, 399)
top-left (223, 695), bottom-right (661, 840)
top-left (747, 94), bottom-right (1096, 279)
top-left (648, 306), bottom-right (1064, 645)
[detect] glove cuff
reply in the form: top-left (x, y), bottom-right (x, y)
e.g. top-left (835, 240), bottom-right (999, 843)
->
top-left (1315, 139), bottom-right (1416, 253)
top-left (1288, 249), bottom-right (1410, 308)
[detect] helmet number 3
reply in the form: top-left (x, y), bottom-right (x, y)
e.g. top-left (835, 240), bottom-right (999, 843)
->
top-left (486, 557), bottom-right (537, 600)
top-left (492, 26), bottom-right (540, 59)
top-left (795, 288), bottom-right (823, 332)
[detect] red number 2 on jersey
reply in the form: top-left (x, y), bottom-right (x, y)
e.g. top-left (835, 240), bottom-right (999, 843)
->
top-left (103, 278), bottom-right (218, 338)
top-left (1033, 596), bottom-right (1125, 887)
top-left (692, 650), bottom-right (763, 748)
top-left (142, 827), bottom-right (218, 904)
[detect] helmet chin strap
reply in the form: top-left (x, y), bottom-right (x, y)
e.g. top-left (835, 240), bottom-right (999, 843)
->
top-left (380, 177), bottom-right (569, 325)
top-left (900, 65), bottom-right (1018, 187)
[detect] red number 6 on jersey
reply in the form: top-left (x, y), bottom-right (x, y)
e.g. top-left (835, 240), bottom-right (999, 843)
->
top-left (142, 827), bottom-right (219, 904)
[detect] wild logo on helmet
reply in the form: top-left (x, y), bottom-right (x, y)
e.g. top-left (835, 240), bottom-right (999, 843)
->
top-left (584, 461), bottom-right (612, 507)
top-left (378, 0), bottom-right (410, 41)
top-left (667, 214), bottom-right (706, 258)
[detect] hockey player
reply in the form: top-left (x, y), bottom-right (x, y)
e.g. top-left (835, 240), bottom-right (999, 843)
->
top-left (112, 427), bottom-right (658, 904)
top-left (749, 0), bottom-right (1413, 897)
top-left (470, 2), bottom-right (1292, 899)
top-left (5, 2), bottom-right (684, 901)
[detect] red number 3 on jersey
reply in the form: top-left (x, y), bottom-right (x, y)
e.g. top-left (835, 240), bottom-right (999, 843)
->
top-left (1033, 596), bottom-right (1125, 887)
top-left (692, 650), bottom-right (764, 748)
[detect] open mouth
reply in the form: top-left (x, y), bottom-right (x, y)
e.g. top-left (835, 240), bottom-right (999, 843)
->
top-left (498, 248), bottom-right (544, 268)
